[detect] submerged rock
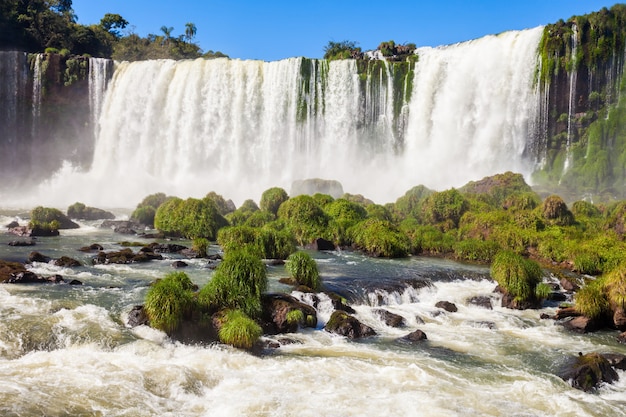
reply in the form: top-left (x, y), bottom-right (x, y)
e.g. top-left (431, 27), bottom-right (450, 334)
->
top-left (374, 309), bottom-right (405, 327)
top-left (8, 239), bottom-right (35, 247)
top-left (127, 305), bottom-right (149, 327)
top-left (28, 251), bottom-right (51, 263)
top-left (558, 352), bottom-right (619, 392)
top-left (324, 310), bottom-right (376, 339)
top-left (398, 329), bottom-right (428, 344)
top-left (466, 296), bottom-right (493, 310)
top-left (54, 256), bottom-right (81, 267)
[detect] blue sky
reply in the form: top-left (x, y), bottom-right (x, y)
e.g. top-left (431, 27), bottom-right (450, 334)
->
top-left (72, 1), bottom-right (620, 61)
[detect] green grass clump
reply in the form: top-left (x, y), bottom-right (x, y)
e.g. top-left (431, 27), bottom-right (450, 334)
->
top-left (260, 187), bottom-right (289, 215)
top-left (286, 251), bottom-right (321, 291)
top-left (198, 249), bottom-right (267, 319)
top-left (277, 195), bottom-right (330, 245)
top-left (286, 309), bottom-right (305, 326)
top-left (144, 272), bottom-right (195, 333)
top-left (154, 197), bottom-right (228, 239)
top-left (453, 239), bottom-right (501, 263)
top-left (192, 238), bottom-right (210, 257)
top-left (490, 250), bottom-right (543, 302)
top-left (217, 309), bottom-right (262, 350)
top-left (575, 277), bottom-right (609, 319)
top-left (217, 225), bottom-right (296, 259)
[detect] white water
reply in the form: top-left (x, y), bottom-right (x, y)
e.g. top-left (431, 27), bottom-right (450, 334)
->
top-left (10, 27), bottom-right (544, 209)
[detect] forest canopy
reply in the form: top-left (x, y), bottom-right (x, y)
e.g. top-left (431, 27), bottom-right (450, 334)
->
top-left (0, 0), bottom-right (228, 60)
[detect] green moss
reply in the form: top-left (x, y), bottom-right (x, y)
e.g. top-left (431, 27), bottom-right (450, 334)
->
top-left (286, 309), bottom-right (305, 326)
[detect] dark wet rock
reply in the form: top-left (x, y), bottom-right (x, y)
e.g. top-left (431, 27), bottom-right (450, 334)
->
top-left (5, 220), bottom-right (19, 228)
top-left (93, 248), bottom-right (163, 265)
top-left (138, 232), bottom-right (165, 239)
top-left (562, 316), bottom-right (603, 333)
top-left (207, 253), bottom-right (222, 261)
top-left (415, 315), bottom-right (425, 325)
top-left (79, 243), bottom-right (104, 252)
top-left (8, 239), bottom-right (35, 246)
top-left (306, 238), bottom-right (336, 251)
top-left (46, 274), bottom-right (65, 283)
top-left (558, 352), bottom-right (619, 392)
top-left (264, 259), bottom-right (285, 266)
top-left (618, 331), bottom-right (626, 344)
top-left (261, 293), bottom-right (317, 334)
top-left (0, 260), bottom-right (28, 282)
top-left (68, 279), bottom-right (83, 285)
top-left (171, 260), bottom-right (188, 268)
top-left (325, 292), bottom-right (356, 314)
top-left (127, 305), bottom-right (149, 327)
top-left (467, 296), bottom-right (493, 310)
top-left (554, 307), bottom-right (581, 320)
top-left (148, 242), bottom-right (188, 253)
top-left (398, 329), bottom-right (428, 344)
top-left (324, 310), bottom-right (376, 339)
top-left (28, 251), bottom-right (51, 263)
top-left (435, 301), bottom-right (458, 313)
top-left (30, 226), bottom-right (60, 237)
top-left (547, 292), bottom-right (568, 302)
top-left (54, 256), bottom-right (81, 267)
top-left (374, 309), bottom-right (405, 327)
top-left (6, 271), bottom-right (46, 284)
top-left (100, 220), bottom-right (141, 235)
top-left (602, 353), bottom-right (626, 370)
top-left (500, 292), bottom-right (542, 310)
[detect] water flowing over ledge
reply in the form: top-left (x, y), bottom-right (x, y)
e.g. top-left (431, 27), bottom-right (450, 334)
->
top-left (7, 27), bottom-right (544, 209)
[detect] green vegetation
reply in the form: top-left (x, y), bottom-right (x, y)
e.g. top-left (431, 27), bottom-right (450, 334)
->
top-left (490, 250), bottom-right (544, 303)
top-left (217, 225), bottom-right (296, 259)
top-left (260, 187), bottom-right (289, 215)
top-left (67, 202), bottom-right (114, 220)
top-left (350, 218), bottom-right (410, 258)
top-left (30, 206), bottom-right (78, 229)
top-left (131, 192), bottom-right (170, 227)
top-left (286, 251), bottom-right (321, 291)
top-left (217, 309), bottom-right (263, 350)
top-left (277, 195), bottom-right (330, 245)
top-left (154, 197), bottom-right (228, 239)
top-left (144, 272), bottom-right (195, 333)
top-left (323, 40), bottom-right (361, 60)
top-left (575, 277), bottom-right (609, 319)
top-left (198, 249), bottom-right (267, 319)
top-left (0, 0), bottom-right (227, 59)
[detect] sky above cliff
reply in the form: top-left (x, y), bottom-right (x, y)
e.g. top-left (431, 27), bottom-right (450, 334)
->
top-left (72, 0), bottom-right (619, 61)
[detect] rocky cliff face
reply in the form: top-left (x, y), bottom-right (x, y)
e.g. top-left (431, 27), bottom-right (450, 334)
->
top-left (0, 52), bottom-right (112, 191)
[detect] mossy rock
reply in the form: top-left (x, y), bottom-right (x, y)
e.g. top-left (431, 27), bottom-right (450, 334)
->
top-left (324, 310), bottom-right (376, 339)
top-left (558, 352), bottom-right (619, 392)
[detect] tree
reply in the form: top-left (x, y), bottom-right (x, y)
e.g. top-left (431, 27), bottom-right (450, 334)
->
top-left (184, 22), bottom-right (197, 43)
top-left (323, 40), bottom-right (361, 60)
top-left (160, 25), bottom-right (174, 43)
top-left (100, 13), bottom-right (128, 38)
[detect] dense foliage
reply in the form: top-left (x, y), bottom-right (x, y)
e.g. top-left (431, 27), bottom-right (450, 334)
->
top-left (490, 250), bottom-right (543, 303)
top-left (154, 197), bottom-right (228, 239)
top-left (286, 251), bottom-right (321, 291)
top-left (30, 206), bottom-right (78, 229)
top-left (144, 272), bottom-right (195, 333)
top-left (0, 0), bottom-right (227, 60)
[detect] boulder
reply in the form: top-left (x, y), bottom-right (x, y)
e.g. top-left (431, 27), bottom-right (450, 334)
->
top-left (554, 306), bottom-right (581, 320)
top-left (100, 220), bottom-right (141, 235)
top-left (500, 292), bottom-right (542, 310)
top-left (0, 260), bottom-right (28, 282)
top-left (435, 301), bottom-right (458, 313)
top-left (602, 353), bottom-right (626, 371)
top-left (326, 292), bottom-right (356, 314)
top-left (78, 243), bottom-right (104, 252)
top-left (618, 331), bottom-right (626, 344)
top-left (148, 243), bottom-right (188, 253)
top-left (397, 329), bottom-right (428, 344)
top-left (324, 310), bottom-right (376, 339)
top-left (5, 220), bottom-right (19, 228)
top-left (467, 296), bottom-right (493, 310)
top-left (28, 251), bottom-right (51, 263)
top-left (261, 293), bottom-right (317, 334)
top-left (558, 352), bottom-right (619, 392)
top-left (6, 271), bottom-right (47, 284)
top-left (54, 256), bottom-right (81, 267)
top-left (560, 277), bottom-right (580, 292)
top-left (374, 309), bottom-right (405, 327)
top-left (93, 248), bottom-right (163, 265)
top-left (171, 260), bottom-right (188, 268)
top-left (562, 316), bottom-right (603, 333)
top-left (127, 305), bottom-right (149, 327)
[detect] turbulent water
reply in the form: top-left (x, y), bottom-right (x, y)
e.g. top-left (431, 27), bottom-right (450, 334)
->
top-left (3, 27), bottom-right (544, 209)
top-left (0, 216), bottom-right (625, 416)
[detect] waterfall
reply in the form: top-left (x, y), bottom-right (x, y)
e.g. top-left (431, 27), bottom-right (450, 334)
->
top-left (13, 27), bottom-right (544, 208)
top-left (88, 58), bottom-right (113, 128)
top-left (562, 24), bottom-right (579, 174)
top-left (31, 54), bottom-right (43, 139)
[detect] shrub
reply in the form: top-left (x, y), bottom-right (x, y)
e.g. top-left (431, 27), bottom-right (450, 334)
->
top-left (131, 192), bottom-right (169, 226)
top-left (350, 218), bottom-right (410, 258)
top-left (217, 226), bottom-right (295, 259)
top-left (217, 226), bottom-right (258, 255)
top-left (571, 200), bottom-right (601, 218)
top-left (217, 309), bottom-right (262, 350)
top-left (193, 238), bottom-right (210, 257)
top-left (453, 239), bottom-right (501, 263)
top-left (244, 210), bottom-right (275, 228)
top-left (204, 192), bottom-right (235, 215)
top-left (325, 198), bottom-right (367, 223)
top-left (421, 188), bottom-right (469, 228)
top-left (366, 204), bottom-right (393, 222)
top-left (67, 202), bottom-right (115, 220)
top-left (573, 250), bottom-right (603, 275)
top-left (393, 185), bottom-right (433, 219)
top-left (226, 199), bottom-right (259, 226)
top-left (260, 187), bottom-right (289, 215)
top-left (575, 277), bottom-right (609, 319)
top-left (490, 250), bottom-right (543, 302)
top-left (541, 195), bottom-right (575, 226)
top-left (30, 206), bottom-right (79, 229)
top-left (277, 195), bottom-right (330, 245)
top-left (154, 197), bottom-right (228, 239)
top-left (605, 264), bottom-right (626, 309)
top-left (286, 251), bottom-right (321, 291)
top-left (144, 272), bottom-right (195, 333)
top-left (198, 249), bottom-right (267, 319)
top-left (410, 224), bottom-right (455, 255)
